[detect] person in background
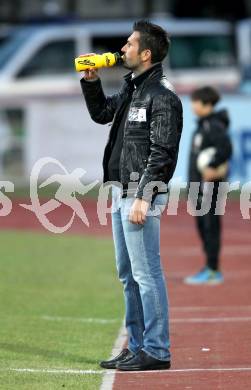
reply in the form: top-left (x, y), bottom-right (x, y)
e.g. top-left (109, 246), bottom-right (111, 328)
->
top-left (185, 86), bottom-right (232, 285)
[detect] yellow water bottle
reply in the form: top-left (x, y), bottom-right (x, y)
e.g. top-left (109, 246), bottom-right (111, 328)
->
top-left (75, 52), bottom-right (123, 72)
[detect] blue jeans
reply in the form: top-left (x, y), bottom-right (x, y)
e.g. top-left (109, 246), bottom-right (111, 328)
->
top-left (111, 185), bottom-right (170, 361)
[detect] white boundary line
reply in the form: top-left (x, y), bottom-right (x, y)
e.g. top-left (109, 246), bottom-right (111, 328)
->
top-left (40, 315), bottom-right (251, 325)
top-left (2, 367), bottom-right (251, 375)
top-left (171, 306), bottom-right (251, 311)
top-left (162, 245), bottom-right (251, 257)
top-left (41, 316), bottom-right (119, 324)
top-left (100, 321), bottom-right (127, 390)
top-left (171, 317), bottom-right (251, 323)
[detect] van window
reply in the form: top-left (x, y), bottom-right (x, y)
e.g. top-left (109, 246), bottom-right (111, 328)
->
top-left (0, 35), bottom-right (9, 47)
top-left (0, 29), bottom-right (31, 71)
top-left (17, 39), bottom-right (75, 78)
top-left (169, 35), bottom-right (236, 69)
top-left (92, 35), bottom-right (127, 56)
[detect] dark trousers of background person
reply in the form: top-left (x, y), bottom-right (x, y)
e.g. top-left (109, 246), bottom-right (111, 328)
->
top-left (196, 181), bottom-right (221, 271)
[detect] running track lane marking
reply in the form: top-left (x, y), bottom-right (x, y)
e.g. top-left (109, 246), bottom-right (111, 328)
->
top-left (162, 245), bottom-right (251, 256)
top-left (40, 316), bottom-right (251, 324)
top-left (171, 306), bottom-right (251, 311)
top-left (171, 317), bottom-right (251, 323)
top-left (2, 367), bottom-right (251, 375)
top-left (100, 321), bottom-right (127, 390)
top-left (41, 316), bottom-right (120, 324)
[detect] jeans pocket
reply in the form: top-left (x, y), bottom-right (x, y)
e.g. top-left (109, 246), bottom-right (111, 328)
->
top-left (111, 185), bottom-right (122, 213)
top-left (148, 193), bottom-right (169, 218)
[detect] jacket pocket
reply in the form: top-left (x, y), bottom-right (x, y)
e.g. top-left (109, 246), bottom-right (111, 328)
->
top-left (120, 140), bottom-right (150, 182)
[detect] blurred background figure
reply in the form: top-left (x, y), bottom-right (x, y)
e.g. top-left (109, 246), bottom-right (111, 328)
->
top-left (184, 86), bottom-right (232, 285)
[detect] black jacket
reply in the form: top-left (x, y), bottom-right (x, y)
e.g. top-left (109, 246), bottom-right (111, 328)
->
top-left (80, 63), bottom-right (183, 200)
top-left (188, 109), bottom-right (232, 183)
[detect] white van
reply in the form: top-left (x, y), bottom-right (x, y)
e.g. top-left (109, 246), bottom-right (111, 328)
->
top-left (0, 19), bottom-right (241, 97)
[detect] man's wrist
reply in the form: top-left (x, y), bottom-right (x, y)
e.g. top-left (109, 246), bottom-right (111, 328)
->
top-left (81, 76), bottom-right (99, 83)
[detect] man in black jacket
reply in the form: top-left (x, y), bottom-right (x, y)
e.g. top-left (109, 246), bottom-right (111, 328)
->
top-left (185, 86), bottom-right (232, 285)
top-left (80, 20), bottom-right (183, 371)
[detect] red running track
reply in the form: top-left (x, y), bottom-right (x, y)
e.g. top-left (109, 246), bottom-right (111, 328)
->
top-left (0, 198), bottom-right (251, 389)
top-left (113, 200), bottom-right (251, 390)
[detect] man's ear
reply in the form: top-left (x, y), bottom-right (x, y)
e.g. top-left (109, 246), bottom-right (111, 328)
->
top-left (141, 49), bottom-right (151, 63)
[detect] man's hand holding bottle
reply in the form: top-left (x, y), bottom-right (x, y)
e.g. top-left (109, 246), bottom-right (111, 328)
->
top-left (78, 53), bottom-right (99, 81)
top-left (75, 51), bottom-right (123, 80)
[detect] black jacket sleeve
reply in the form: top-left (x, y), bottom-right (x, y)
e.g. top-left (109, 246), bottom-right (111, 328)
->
top-left (80, 77), bottom-right (125, 124)
top-left (135, 93), bottom-right (183, 200)
top-left (207, 123), bottom-right (233, 168)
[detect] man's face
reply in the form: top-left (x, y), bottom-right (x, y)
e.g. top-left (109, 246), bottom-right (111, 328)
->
top-left (121, 31), bottom-right (143, 70)
top-left (191, 100), bottom-right (213, 117)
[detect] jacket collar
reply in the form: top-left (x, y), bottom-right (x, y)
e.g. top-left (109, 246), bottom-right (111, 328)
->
top-left (124, 62), bottom-right (163, 89)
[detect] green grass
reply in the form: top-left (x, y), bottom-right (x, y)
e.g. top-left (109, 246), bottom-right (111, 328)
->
top-left (0, 231), bottom-right (124, 389)
top-left (8, 183), bottom-right (101, 200)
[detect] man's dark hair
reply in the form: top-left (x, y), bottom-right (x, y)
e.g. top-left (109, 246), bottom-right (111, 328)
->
top-left (133, 19), bottom-right (170, 63)
top-left (191, 86), bottom-right (221, 106)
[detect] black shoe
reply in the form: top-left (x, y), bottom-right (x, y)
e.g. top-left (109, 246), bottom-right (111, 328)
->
top-left (116, 350), bottom-right (171, 371)
top-left (100, 348), bottom-right (135, 369)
